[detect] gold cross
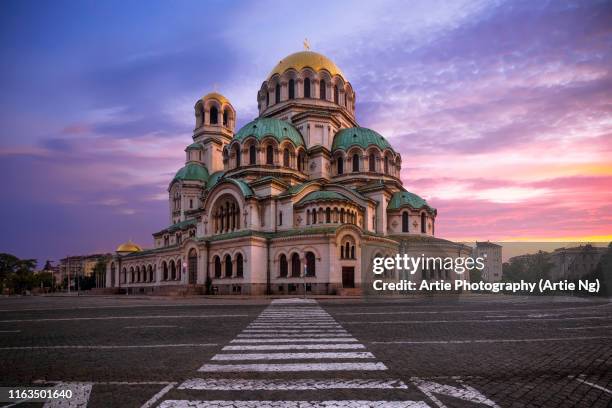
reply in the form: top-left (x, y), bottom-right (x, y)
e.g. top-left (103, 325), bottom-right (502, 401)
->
top-left (303, 38), bottom-right (310, 51)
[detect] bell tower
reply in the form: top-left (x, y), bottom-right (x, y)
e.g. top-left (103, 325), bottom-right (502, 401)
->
top-left (193, 92), bottom-right (236, 173)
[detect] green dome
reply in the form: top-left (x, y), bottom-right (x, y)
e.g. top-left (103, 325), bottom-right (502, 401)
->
top-left (388, 191), bottom-right (436, 214)
top-left (234, 118), bottom-right (304, 147)
top-left (172, 162), bottom-right (209, 184)
top-left (185, 142), bottom-right (202, 150)
top-left (332, 127), bottom-right (393, 151)
top-left (297, 190), bottom-right (351, 206)
top-left (206, 170), bottom-right (225, 190)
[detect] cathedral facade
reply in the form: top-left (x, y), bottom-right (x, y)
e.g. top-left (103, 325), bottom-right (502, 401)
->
top-left (106, 50), bottom-right (468, 296)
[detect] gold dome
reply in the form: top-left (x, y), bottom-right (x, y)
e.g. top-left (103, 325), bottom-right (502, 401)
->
top-left (116, 240), bottom-right (142, 253)
top-left (268, 51), bottom-right (345, 80)
top-left (203, 92), bottom-right (230, 105)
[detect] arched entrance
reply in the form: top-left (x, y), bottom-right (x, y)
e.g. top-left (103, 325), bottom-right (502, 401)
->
top-left (188, 248), bottom-right (197, 284)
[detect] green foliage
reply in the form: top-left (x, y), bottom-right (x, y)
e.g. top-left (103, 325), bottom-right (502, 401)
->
top-left (0, 253), bottom-right (37, 293)
top-left (469, 268), bottom-right (483, 282)
top-left (572, 243), bottom-right (612, 297)
top-left (503, 251), bottom-right (552, 283)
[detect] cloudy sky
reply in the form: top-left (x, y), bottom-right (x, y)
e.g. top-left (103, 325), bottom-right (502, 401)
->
top-left (1, 0), bottom-right (611, 263)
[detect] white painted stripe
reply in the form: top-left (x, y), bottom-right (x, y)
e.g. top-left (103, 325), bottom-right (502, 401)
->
top-left (124, 325), bottom-right (179, 329)
top-left (270, 298), bottom-right (317, 304)
top-left (342, 316), bottom-right (611, 324)
top-left (43, 382), bottom-right (92, 408)
top-left (574, 377), bottom-right (612, 395)
top-left (371, 336), bottom-right (612, 345)
top-left (178, 378), bottom-right (409, 390)
top-left (223, 344), bottom-right (366, 351)
top-left (0, 330), bottom-right (21, 333)
top-left (198, 362), bottom-right (388, 372)
top-left (0, 314), bottom-right (248, 323)
top-left (211, 352), bottom-right (375, 360)
top-left (159, 400), bottom-right (426, 408)
top-left (242, 329), bottom-right (348, 333)
top-left (560, 325), bottom-right (612, 330)
top-left (140, 383), bottom-right (176, 408)
top-left (231, 338), bottom-right (357, 343)
top-left (248, 325), bottom-right (341, 328)
top-left (0, 343), bottom-right (218, 350)
top-left (237, 333), bottom-right (352, 338)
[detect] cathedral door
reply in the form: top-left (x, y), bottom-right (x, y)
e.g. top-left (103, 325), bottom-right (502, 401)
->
top-left (342, 267), bottom-right (355, 288)
top-left (188, 249), bottom-right (197, 284)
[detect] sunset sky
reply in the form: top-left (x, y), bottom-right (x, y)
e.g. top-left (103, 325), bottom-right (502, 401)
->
top-left (1, 0), bottom-right (611, 263)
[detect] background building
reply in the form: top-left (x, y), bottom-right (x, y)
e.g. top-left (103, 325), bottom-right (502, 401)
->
top-left (473, 241), bottom-right (503, 282)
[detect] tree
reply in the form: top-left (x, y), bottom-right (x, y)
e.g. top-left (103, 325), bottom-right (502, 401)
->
top-left (0, 253), bottom-right (37, 294)
top-left (503, 251), bottom-right (552, 283)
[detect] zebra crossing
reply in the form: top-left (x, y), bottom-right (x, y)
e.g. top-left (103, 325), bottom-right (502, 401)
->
top-left (158, 298), bottom-right (428, 407)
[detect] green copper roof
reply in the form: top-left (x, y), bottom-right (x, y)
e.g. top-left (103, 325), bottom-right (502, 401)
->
top-left (206, 170), bottom-right (225, 190)
top-left (185, 142), bottom-right (202, 150)
top-left (172, 162), bottom-right (209, 184)
top-left (154, 218), bottom-right (197, 235)
top-left (388, 191), bottom-right (436, 214)
top-left (234, 117), bottom-right (304, 147)
top-left (332, 127), bottom-right (393, 151)
top-left (209, 177), bottom-right (254, 197)
top-left (296, 190), bottom-right (352, 206)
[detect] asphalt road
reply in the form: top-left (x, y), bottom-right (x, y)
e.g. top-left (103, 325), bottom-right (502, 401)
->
top-left (0, 295), bottom-right (610, 408)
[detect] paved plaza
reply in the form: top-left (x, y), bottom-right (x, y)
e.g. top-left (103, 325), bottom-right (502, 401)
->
top-left (0, 295), bottom-right (610, 407)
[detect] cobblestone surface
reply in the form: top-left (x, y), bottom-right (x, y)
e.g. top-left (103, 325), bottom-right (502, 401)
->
top-left (0, 295), bottom-right (609, 407)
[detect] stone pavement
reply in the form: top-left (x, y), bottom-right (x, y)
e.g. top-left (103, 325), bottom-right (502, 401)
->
top-left (0, 295), bottom-right (610, 407)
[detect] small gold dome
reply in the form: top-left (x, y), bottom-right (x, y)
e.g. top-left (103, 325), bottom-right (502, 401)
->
top-left (203, 92), bottom-right (230, 105)
top-left (116, 240), bottom-right (142, 253)
top-left (268, 51), bottom-right (345, 80)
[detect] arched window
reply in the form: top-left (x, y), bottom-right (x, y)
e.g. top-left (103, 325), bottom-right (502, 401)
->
top-left (291, 253), bottom-right (300, 277)
top-left (319, 80), bottom-right (326, 100)
top-left (235, 145), bottom-right (241, 167)
top-left (225, 255), bottom-right (232, 277)
top-left (297, 151), bottom-right (304, 172)
top-left (304, 78), bottom-right (311, 98)
top-left (312, 209), bottom-right (317, 224)
top-left (283, 148), bottom-right (290, 167)
top-left (402, 212), bottom-right (409, 233)
top-left (340, 245), bottom-right (344, 259)
top-left (384, 156), bottom-right (389, 174)
top-left (369, 153), bottom-right (376, 172)
top-left (334, 85), bottom-right (339, 103)
top-left (306, 252), bottom-right (316, 276)
top-left (340, 209), bottom-right (345, 223)
top-left (130, 267), bottom-right (134, 283)
top-left (170, 260), bottom-right (176, 280)
top-left (351, 246), bottom-right (355, 259)
top-left (279, 211), bottom-right (283, 226)
top-left (345, 242), bottom-right (350, 259)
top-left (162, 262), bottom-right (168, 281)
top-left (122, 267), bottom-right (126, 283)
top-left (266, 90), bottom-right (269, 107)
top-left (279, 254), bottom-right (288, 277)
top-left (148, 265), bottom-right (153, 282)
top-left (236, 253), bottom-right (244, 277)
top-left (210, 106), bottom-right (218, 125)
top-left (326, 208), bottom-right (331, 223)
top-left (352, 153), bottom-right (359, 172)
top-left (337, 157), bottom-right (344, 175)
top-left (249, 145), bottom-right (256, 165)
top-left (275, 83), bottom-right (281, 103)
top-left (288, 79), bottom-right (295, 99)
top-left (214, 256), bottom-right (221, 278)
top-left (223, 109), bottom-right (228, 126)
top-left (421, 213), bottom-right (427, 233)
top-left (266, 145), bottom-right (274, 165)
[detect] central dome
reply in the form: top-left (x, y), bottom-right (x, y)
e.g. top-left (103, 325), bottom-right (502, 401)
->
top-left (268, 51), bottom-right (345, 80)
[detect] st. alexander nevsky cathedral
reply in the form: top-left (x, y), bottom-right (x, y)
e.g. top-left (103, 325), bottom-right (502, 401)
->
top-left (106, 50), bottom-right (471, 295)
